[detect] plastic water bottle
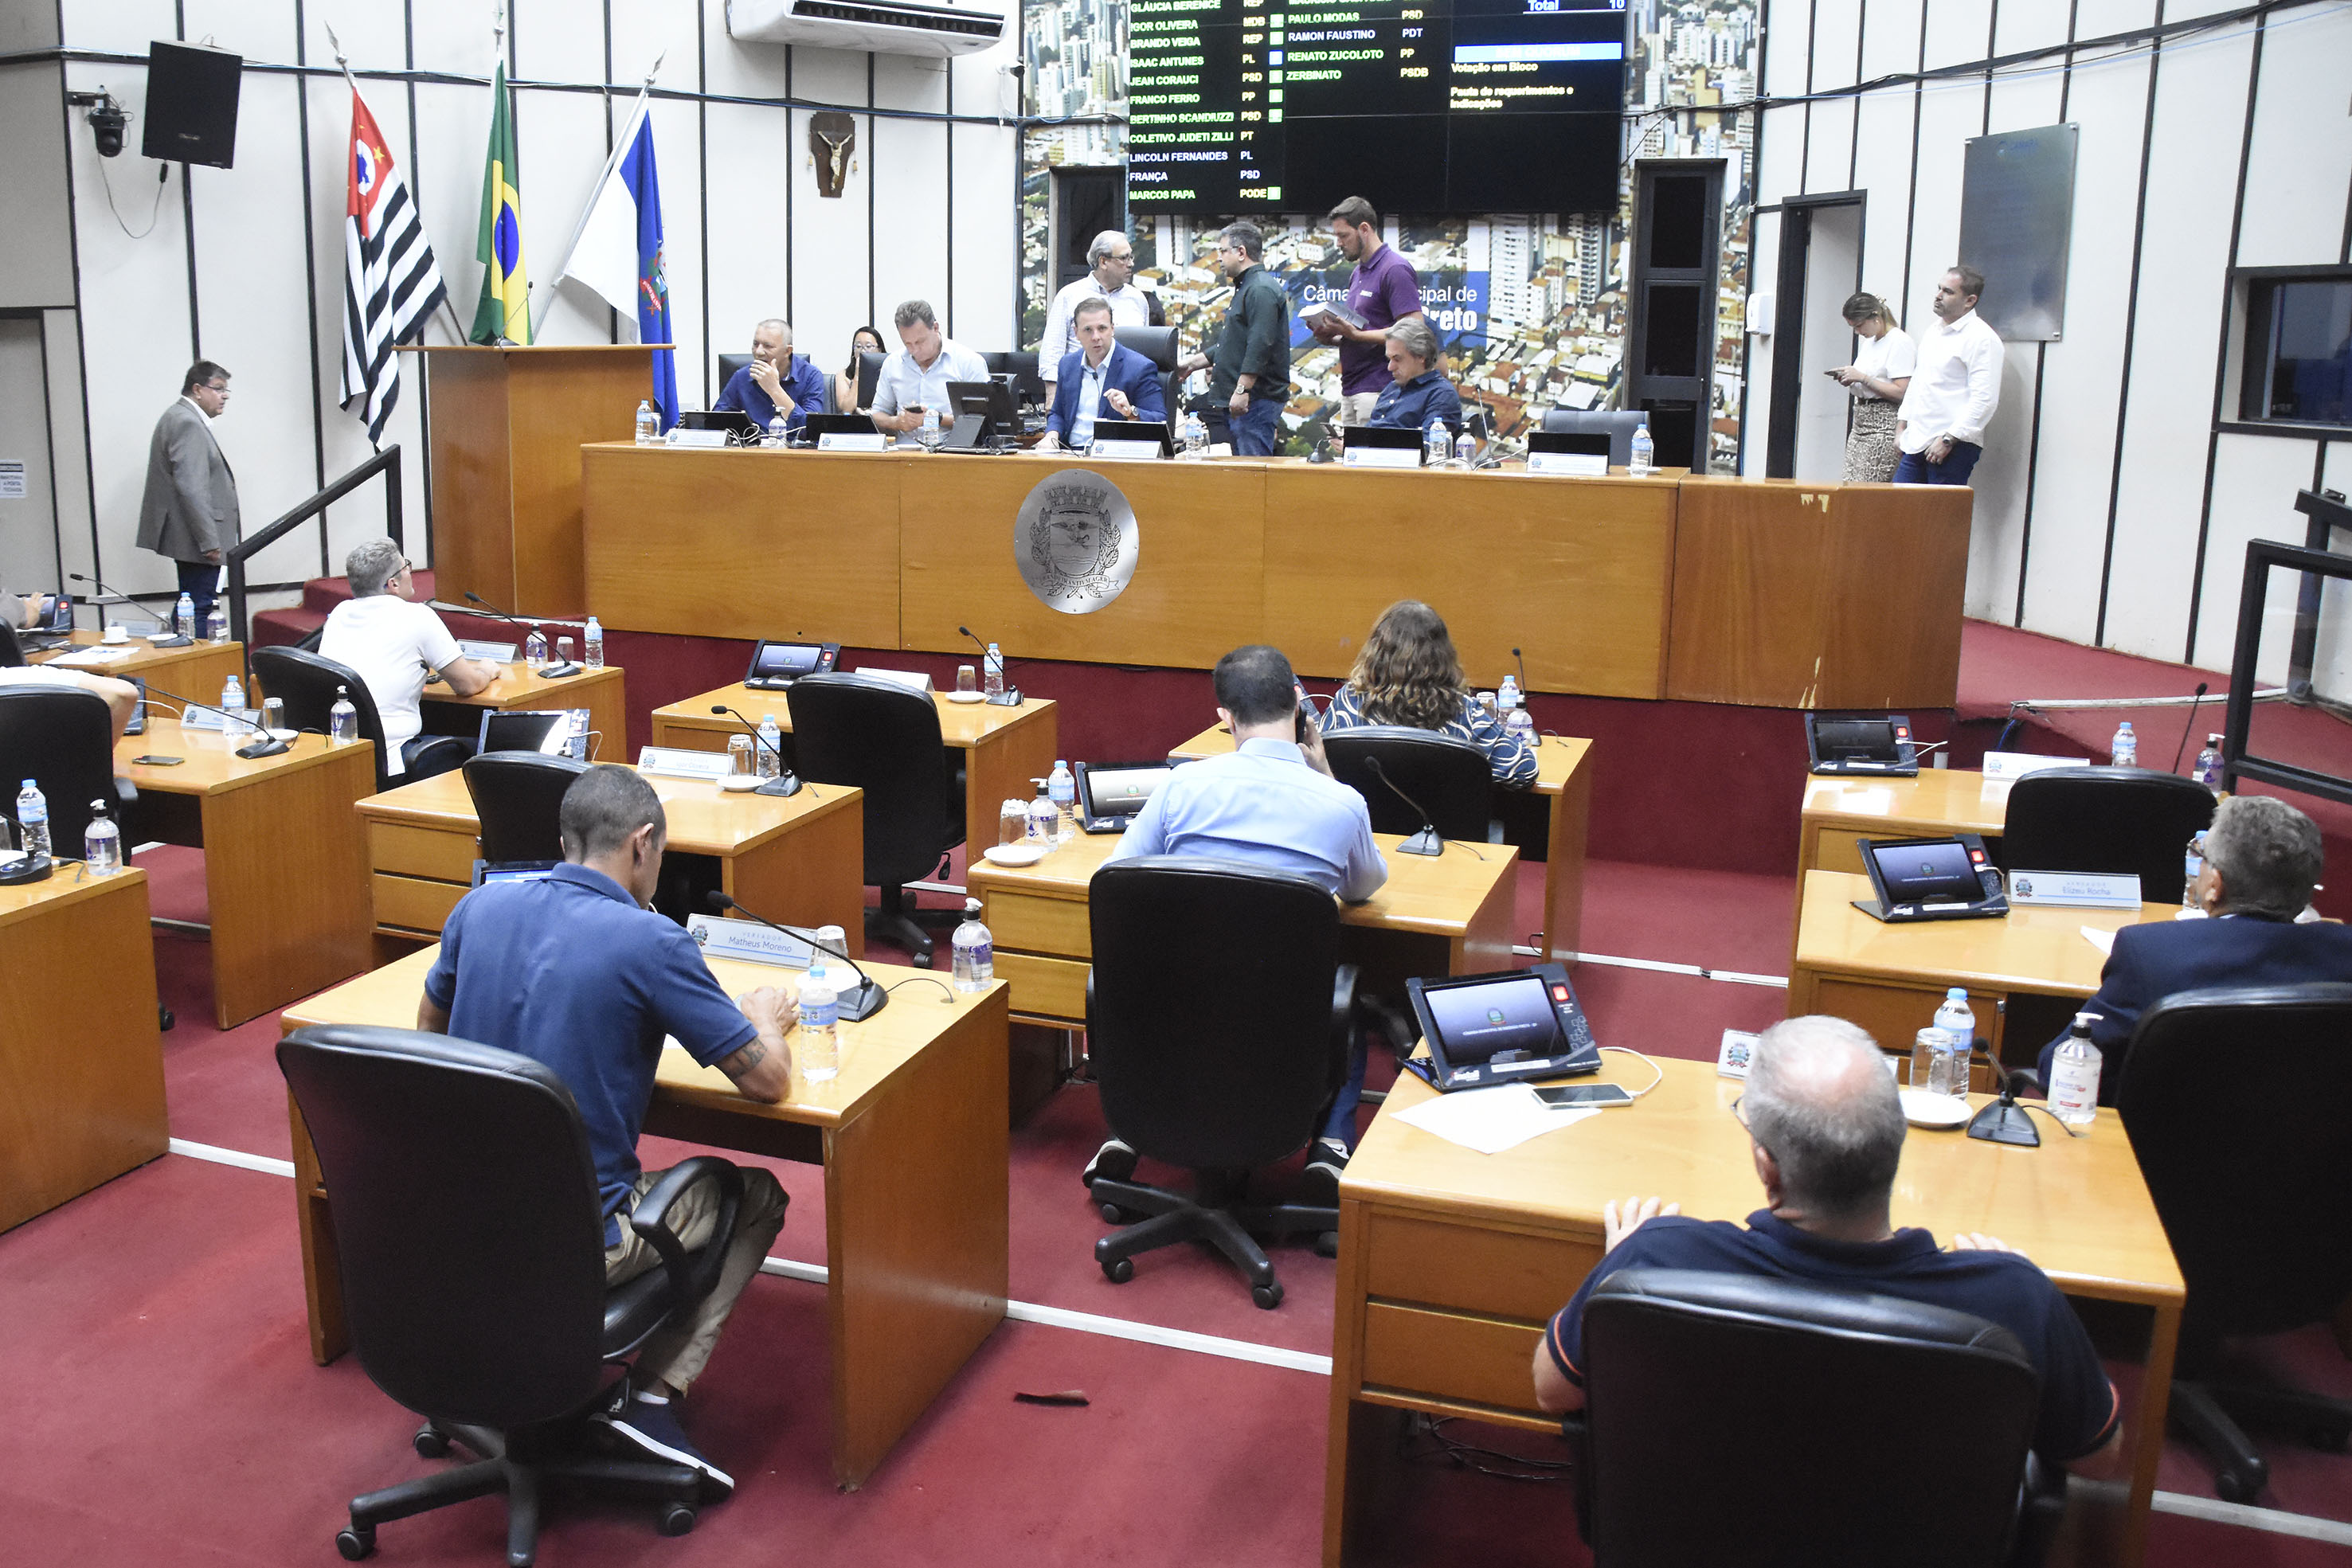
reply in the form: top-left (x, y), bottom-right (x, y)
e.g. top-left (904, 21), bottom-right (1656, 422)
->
top-left (2048, 1012), bottom-right (2104, 1126)
top-left (1027, 781), bottom-right (1057, 846)
top-left (1629, 419), bottom-right (1655, 475)
top-left (756, 714), bottom-right (783, 780)
top-left (174, 592), bottom-right (196, 637)
top-left (951, 898), bottom-right (994, 993)
top-left (1927, 988), bottom-right (1976, 1097)
top-left (84, 796), bottom-right (120, 876)
top-left (329, 685), bottom-right (358, 745)
top-left (2109, 721), bottom-right (2137, 767)
top-left (205, 604), bottom-right (228, 643)
top-left (221, 674), bottom-right (246, 730)
top-left (1424, 418), bottom-right (1450, 467)
top-left (920, 405), bottom-right (941, 450)
top-left (524, 627), bottom-right (548, 670)
top-left (1454, 428), bottom-right (1477, 467)
top-left (2185, 829), bottom-right (2207, 890)
top-left (765, 415), bottom-right (789, 448)
top-left (1048, 760), bottom-right (1077, 844)
top-left (1505, 702), bottom-right (1536, 748)
top-left (1180, 409), bottom-right (1208, 457)
top-left (584, 616), bottom-right (605, 670)
top-left (798, 973), bottom-right (839, 1081)
top-left (634, 400), bottom-right (658, 444)
top-left (1497, 675), bottom-right (1521, 714)
top-left (14, 779), bottom-right (49, 859)
top-left (2194, 734), bottom-right (2221, 790)
top-left (984, 643), bottom-right (1005, 700)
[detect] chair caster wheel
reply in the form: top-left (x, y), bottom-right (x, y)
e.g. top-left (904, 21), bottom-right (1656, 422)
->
top-left (1101, 1256), bottom-right (1133, 1284)
top-left (413, 1423), bottom-right (450, 1458)
top-left (1099, 1202), bottom-right (1131, 1224)
top-left (658, 1502), bottom-right (698, 1537)
top-left (2214, 1467), bottom-right (2264, 1504)
top-left (1252, 1281), bottom-right (1285, 1310)
top-left (1315, 1230), bottom-right (1340, 1258)
top-left (336, 1525), bottom-right (376, 1561)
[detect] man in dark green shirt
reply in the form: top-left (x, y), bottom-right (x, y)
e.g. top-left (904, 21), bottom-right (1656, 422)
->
top-left (1179, 222), bottom-right (1290, 456)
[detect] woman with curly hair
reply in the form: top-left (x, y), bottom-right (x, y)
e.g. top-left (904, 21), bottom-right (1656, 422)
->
top-left (1321, 599), bottom-right (1538, 786)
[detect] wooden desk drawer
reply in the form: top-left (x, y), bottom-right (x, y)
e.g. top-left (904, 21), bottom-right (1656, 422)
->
top-left (994, 951), bottom-right (1088, 1023)
top-left (1361, 1301), bottom-right (1546, 1416)
top-left (372, 873), bottom-right (464, 936)
top-left (985, 889), bottom-right (1091, 960)
top-left (370, 820), bottom-right (477, 884)
top-left (1811, 832), bottom-right (1869, 876)
top-left (1365, 1210), bottom-right (1598, 1324)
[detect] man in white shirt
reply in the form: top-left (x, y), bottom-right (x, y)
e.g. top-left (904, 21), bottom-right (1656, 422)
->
top-left (1893, 266), bottom-right (2004, 485)
top-left (1038, 232), bottom-right (1154, 397)
top-left (870, 299), bottom-right (992, 436)
top-left (317, 538), bottom-right (499, 778)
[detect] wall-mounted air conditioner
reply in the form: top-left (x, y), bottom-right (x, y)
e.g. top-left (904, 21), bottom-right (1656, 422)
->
top-left (727, 0), bottom-right (1008, 58)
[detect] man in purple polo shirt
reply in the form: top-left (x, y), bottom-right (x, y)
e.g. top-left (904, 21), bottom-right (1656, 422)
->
top-left (1310, 197), bottom-right (1425, 426)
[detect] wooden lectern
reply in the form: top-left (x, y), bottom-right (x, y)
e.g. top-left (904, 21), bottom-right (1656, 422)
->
top-left (405, 345), bottom-right (657, 617)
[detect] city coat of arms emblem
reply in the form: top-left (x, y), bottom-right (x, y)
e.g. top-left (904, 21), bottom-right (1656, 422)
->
top-left (1014, 470), bottom-right (1140, 612)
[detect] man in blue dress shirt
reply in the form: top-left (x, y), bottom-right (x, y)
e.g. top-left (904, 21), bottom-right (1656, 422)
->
top-left (1043, 298), bottom-right (1168, 450)
top-left (1363, 317), bottom-right (1462, 437)
top-left (420, 764), bottom-right (796, 1499)
top-left (712, 319), bottom-right (828, 434)
top-left (1098, 645), bottom-right (1387, 1195)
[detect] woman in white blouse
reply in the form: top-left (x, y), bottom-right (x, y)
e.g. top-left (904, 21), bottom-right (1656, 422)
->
top-left (1829, 293), bottom-right (1914, 483)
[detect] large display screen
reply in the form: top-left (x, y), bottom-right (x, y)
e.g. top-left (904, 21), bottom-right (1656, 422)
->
top-left (1128, 0), bottom-right (1626, 215)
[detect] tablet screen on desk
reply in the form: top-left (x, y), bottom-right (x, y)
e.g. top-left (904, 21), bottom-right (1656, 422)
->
top-left (1076, 762), bottom-right (1174, 819)
top-left (1421, 972), bottom-right (1566, 1066)
top-left (1864, 838), bottom-right (1981, 905)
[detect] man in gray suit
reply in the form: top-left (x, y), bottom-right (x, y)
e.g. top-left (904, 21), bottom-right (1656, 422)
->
top-left (136, 361), bottom-right (238, 633)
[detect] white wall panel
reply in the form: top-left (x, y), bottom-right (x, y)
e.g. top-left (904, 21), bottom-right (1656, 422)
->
top-left (1759, 0), bottom-right (1808, 100)
top-left (1754, 103), bottom-right (1804, 211)
top-left (793, 45), bottom-right (871, 106)
top-left (0, 64), bottom-right (76, 308)
top-left (61, 0), bottom-right (172, 54)
top-left (951, 121), bottom-right (1019, 350)
top-left (0, 319), bottom-right (59, 591)
top-left (45, 309), bottom-right (96, 585)
top-left (2234, 5), bottom-right (2352, 270)
top-left (1740, 208), bottom-right (1781, 478)
top-left (515, 89), bottom-right (619, 346)
top-left (1919, 0), bottom-right (1993, 73)
top-left (871, 119), bottom-right (953, 337)
top-left (790, 108), bottom-right (877, 360)
top-left (705, 102), bottom-right (796, 401)
top-left (2193, 432), bottom-right (2328, 674)
top-left (703, 7), bottom-right (792, 99)
top-left (178, 1), bottom-right (295, 59)
top-left (511, 0), bottom-right (606, 86)
top-left (1801, 2), bottom-right (1859, 191)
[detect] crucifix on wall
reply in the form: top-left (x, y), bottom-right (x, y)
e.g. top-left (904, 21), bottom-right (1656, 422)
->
top-left (810, 112), bottom-right (857, 198)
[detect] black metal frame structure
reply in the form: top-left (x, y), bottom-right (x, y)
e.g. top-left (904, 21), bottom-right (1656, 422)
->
top-left (224, 444), bottom-right (402, 678)
top-left (2222, 530), bottom-right (2352, 809)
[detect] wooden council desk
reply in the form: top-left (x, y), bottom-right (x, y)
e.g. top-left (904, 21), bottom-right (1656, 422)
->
top-left (1799, 767), bottom-right (2010, 879)
top-left (965, 826), bottom-right (1518, 1027)
top-left (649, 685), bottom-right (1059, 857)
top-left (1324, 1053), bottom-right (2183, 1568)
top-left (119, 718), bottom-right (374, 1028)
top-left (355, 765), bottom-right (865, 950)
top-left (1172, 724), bottom-right (1592, 962)
top-left (0, 865), bottom-right (166, 1233)
top-left (282, 944), bottom-right (1009, 1489)
top-left (34, 628), bottom-right (244, 708)
top-left (580, 444), bottom-right (1972, 710)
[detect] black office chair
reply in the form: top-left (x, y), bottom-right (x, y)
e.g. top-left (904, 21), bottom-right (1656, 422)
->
top-left (855, 350), bottom-right (886, 411)
top-left (253, 645), bottom-right (472, 792)
top-left (1115, 324), bottom-right (1182, 420)
top-left (277, 1024), bottom-right (749, 1564)
top-left (1567, 1268), bottom-right (2064, 1566)
top-left (715, 352), bottom-right (752, 391)
top-left (2118, 983), bottom-right (2352, 1503)
top-left (0, 621), bottom-right (23, 667)
top-left (463, 753), bottom-right (591, 864)
top-left (1084, 858), bottom-right (1355, 1309)
top-left (0, 685), bottom-right (126, 859)
top-left (2001, 766), bottom-right (2217, 905)
top-left (1321, 725), bottom-right (1497, 843)
top-left (786, 672), bottom-right (966, 964)
top-left (1539, 409), bottom-right (1649, 467)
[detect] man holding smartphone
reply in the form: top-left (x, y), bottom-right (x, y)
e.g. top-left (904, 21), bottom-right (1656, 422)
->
top-left (869, 299), bottom-right (990, 437)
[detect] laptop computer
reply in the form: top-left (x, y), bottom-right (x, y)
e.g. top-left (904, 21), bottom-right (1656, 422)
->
top-left (1072, 760), bottom-right (1179, 834)
top-left (1404, 963), bottom-right (1601, 1091)
top-left (475, 708), bottom-right (592, 760)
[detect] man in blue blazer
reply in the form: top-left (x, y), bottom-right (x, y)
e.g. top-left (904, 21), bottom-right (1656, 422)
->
top-left (1044, 296), bottom-right (1166, 450)
top-left (2039, 795), bottom-right (2352, 1099)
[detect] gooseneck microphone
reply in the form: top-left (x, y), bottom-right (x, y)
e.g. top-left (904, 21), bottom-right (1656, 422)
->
top-left (705, 892), bottom-right (887, 1021)
top-left (1362, 756), bottom-right (1444, 858)
top-left (462, 591), bottom-right (581, 678)
top-left (957, 624), bottom-right (1023, 706)
top-left (2171, 682), bottom-right (2211, 775)
top-left (143, 682), bottom-right (292, 760)
top-left (70, 571), bottom-right (193, 647)
top-left (708, 705), bottom-right (802, 796)
top-left (1512, 645), bottom-right (1528, 695)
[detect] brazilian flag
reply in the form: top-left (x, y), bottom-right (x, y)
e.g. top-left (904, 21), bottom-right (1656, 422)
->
top-left (469, 62), bottom-right (530, 345)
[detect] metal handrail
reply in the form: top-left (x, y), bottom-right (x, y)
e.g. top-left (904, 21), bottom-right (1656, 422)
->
top-left (224, 445), bottom-right (402, 662)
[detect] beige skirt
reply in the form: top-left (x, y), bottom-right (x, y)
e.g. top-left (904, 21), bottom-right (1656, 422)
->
top-left (1843, 398), bottom-right (1900, 483)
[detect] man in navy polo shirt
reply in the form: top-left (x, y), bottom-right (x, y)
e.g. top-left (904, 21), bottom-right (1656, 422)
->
top-left (712, 318), bottom-right (828, 434)
top-left (1532, 1015), bottom-right (2124, 1476)
top-left (420, 764), bottom-right (797, 1498)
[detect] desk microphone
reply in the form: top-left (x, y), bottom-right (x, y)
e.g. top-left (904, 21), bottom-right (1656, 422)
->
top-left (143, 682), bottom-right (291, 759)
top-left (705, 892), bottom-right (887, 1021)
top-left (1512, 646), bottom-right (1528, 696)
top-left (1363, 756), bottom-right (1443, 858)
top-left (1963, 1047), bottom-right (2046, 1148)
top-left (68, 572), bottom-right (192, 647)
top-left (956, 624), bottom-right (1023, 706)
top-left (2170, 682), bottom-right (2210, 775)
top-left (708, 705), bottom-right (801, 796)
top-left (462, 591), bottom-right (583, 678)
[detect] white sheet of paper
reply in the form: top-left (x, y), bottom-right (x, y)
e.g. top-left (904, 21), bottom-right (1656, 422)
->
top-left (2080, 925), bottom-right (2115, 958)
top-left (1394, 1084), bottom-right (1600, 1155)
top-left (50, 645), bottom-right (137, 667)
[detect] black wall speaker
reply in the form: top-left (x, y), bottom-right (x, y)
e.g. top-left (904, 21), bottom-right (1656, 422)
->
top-left (142, 41), bottom-right (242, 169)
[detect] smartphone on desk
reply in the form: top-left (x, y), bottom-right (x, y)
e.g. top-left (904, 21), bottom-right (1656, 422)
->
top-left (1536, 1082), bottom-right (1634, 1109)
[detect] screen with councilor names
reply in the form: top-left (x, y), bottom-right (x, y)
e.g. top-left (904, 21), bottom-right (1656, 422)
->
top-left (1127, 0), bottom-right (1627, 215)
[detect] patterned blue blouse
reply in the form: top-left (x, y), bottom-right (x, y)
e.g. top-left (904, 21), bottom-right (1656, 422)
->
top-left (1321, 685), bottom-right (1540, 787)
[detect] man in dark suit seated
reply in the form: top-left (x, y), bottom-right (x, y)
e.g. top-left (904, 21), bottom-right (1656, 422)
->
top-left (1042, 296), bottom-right (1166, 451)
top-left (1532, 1015), bottom-right (2127, 1478)
top-left (2037, 794), bottom-right (2352, 1099)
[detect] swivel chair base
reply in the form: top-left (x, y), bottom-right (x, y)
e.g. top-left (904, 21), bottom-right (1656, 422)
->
top-left (1090, 1170), bottom-right (1339, 1310)
top-left (868, 879), bottom-right (962, 968)
top-left (337, 1415), bottom-right (701, 1566)
top-left (2170, 1377), bottom-right (2352, 1503)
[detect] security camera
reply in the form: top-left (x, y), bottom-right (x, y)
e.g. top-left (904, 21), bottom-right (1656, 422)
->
top-left (67, 90), bottom-right (129, 157)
